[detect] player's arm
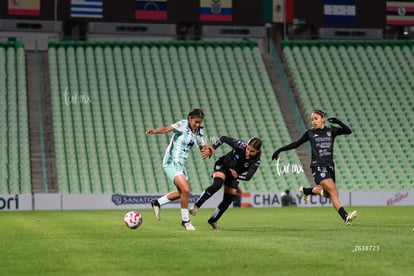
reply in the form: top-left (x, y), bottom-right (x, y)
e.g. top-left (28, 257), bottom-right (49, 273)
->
top-left (272, 132), bottom-right (309, 160)
top-left (145, 125), bottom-right (174, 135)
top-left (238, 160), bottom-right (261, 181)
top-left (212, 136), bottom-right (240, 150)
top-left (197, 127), bottom-right (215, 159)
top-left (328, 117), bottom-right (352, 135)
top-left (200, 145), bottom-right (215, 159)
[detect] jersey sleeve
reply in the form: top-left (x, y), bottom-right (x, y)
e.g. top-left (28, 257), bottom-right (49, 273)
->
top-left (213, 136), bottom-right (242, 150)
top-left (332, 120), bottom-right (352, 136)
top-left (171, 119), bottom-right (187, 133)
top-left (277, 131), bottom-right (309, 153)
top-left (196, 127), bottom-right (206, 147)
top-left (238, 158), bottom-right (261, 181)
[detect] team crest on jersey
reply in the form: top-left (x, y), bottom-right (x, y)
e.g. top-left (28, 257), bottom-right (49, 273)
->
top-left (244, 162), bottom-right (249, 168)
top-left (327, 131), bottom-right (331, 137)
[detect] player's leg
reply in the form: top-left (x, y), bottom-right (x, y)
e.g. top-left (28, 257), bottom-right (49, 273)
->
top-left (191, 171), bottom-right (225, 215)
top-left (300, 167), bottom-right (328, 202)
top-left (300, 185), bottom-right (323, 202)
top-left (320, 179), bottom-right (357, 225)
top-left (151, 162), bottom-right (184, 221)
top-left (174, 174), bottom-right (196, 230)
top-left (151, 191), bottom-right (180, 221)
top-left (320, 179), bottom-right (340, 209)
top-left (208, 184), bottom-right (238, 229)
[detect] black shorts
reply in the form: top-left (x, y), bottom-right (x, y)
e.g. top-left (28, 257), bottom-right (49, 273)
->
top-left (213, 161), bottom-right (239, 189)
top-left (311, 166), bottom-right (335, 184)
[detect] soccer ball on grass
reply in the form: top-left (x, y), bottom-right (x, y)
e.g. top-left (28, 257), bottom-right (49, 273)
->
top-left (124, 211), bottom-right (143, 229)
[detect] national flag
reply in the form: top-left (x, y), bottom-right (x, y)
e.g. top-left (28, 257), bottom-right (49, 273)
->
top-left (270, 0), bottom-right (294, 24)
top-left (324, 0), bottom-right (356, 25)
top-left (135, 0), bottom-right (167, 20)
top-left (386, 1), bottom-right (414, 25)
top-left (8, 0), bottom-right (40, 16)
top-left (286, 0), bottom-right (294, 24)
top-left (71, 0), bottom-right (103, 18)
top-left (200, 0), bottom-right (232, 22)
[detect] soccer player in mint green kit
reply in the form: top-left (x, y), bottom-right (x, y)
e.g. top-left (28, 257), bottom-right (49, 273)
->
top-left (146, 109), bottom-right (215, 230)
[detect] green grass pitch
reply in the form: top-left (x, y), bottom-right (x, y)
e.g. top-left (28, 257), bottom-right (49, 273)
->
top-left (1, 206), bottom-right (413, 276)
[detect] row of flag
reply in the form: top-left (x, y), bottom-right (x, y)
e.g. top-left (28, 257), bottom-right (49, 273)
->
top-left (7, 0), bottom-right (233, 22)
top-left (7, 0), bottom-right (414, 26)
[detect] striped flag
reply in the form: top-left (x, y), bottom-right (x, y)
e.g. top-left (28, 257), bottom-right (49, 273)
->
top-left (200, 0), bottom-right (232, 22)
top-left (324, 0), bottom-right (356, 25)
top-left (8, 0), bottom-right (40, 16)
top-left (386, 1), bottom-right (414, 25)
top-left (135, 0), bottom-right (167, 20)
top-left (71, 0), bottom-right (103, 18)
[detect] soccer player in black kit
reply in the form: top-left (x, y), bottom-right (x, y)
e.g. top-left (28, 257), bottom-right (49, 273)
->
top-left (190, 136), bottom-right (262, 229)
top-left (272, 110), bottom-right (357, 225)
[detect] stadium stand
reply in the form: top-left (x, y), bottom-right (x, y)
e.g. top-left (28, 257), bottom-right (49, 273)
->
top-left (282, 40), bottom-right (414, 191)
top-left (0, 40), bottom-right (31, 194)
top-left (48, 40), bottom-right (308, 194)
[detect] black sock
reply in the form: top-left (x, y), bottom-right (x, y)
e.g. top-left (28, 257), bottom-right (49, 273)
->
top-left (195, 177), bottom-right (224, 208)
top-left (208, 193), bottom-right (234, 223)
top-left (303, 188), bottom-right (314, 195)
top-left (338, 207), bottom-right (348, 221)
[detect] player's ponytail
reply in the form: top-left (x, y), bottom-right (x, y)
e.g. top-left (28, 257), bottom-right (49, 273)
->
top-left (247, 137), bottom-right (262, 152)
top-left (188, 108), bottom-right (204, 119)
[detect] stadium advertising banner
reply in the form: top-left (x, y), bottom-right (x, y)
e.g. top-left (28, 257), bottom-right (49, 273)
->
top-left (17, 192), bottom-right (414, 210)
top-left (0, 194), bottom-right (32, 211)
top-left (2, 192), bottom-right (414, 211)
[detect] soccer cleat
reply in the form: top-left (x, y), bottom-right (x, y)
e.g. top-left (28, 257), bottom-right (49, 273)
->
top-left (208, 221), bottom-right (220, 230)
top-left (181, 221), bottom-right (196, 231)
top-left (189, 205), bottom-right (199, 216)
top-left (345, 210), bottom-right (357, 226)
top-left (151, 199), bottom-right (161, 221)
top-left (299, 186), bottom-right (309, 202)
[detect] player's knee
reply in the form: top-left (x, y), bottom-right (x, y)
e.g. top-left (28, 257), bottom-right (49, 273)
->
top-left (207, 177), bottom-right (224, 194)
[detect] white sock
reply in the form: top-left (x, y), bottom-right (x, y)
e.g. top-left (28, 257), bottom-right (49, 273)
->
top-left (181, 209), bottom-right (189, 222)
top-left (158, 195), bottom-right (170, 206)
